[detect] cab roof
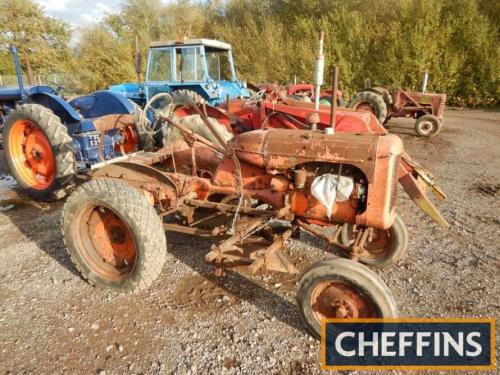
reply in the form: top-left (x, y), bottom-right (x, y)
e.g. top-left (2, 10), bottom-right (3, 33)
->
top-left (149, 39), bottom-right (231, 50)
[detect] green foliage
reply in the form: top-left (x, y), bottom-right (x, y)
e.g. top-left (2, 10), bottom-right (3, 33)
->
top-left (72, 25), bottom-right (137, 92)
top-left (0, 0), bottom-right (497, 105)
top-left (0, 0), bottom-right (72, 76)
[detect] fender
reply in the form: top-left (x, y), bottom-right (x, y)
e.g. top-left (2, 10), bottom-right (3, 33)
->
top-left (26, 92), bottom-right (81, 124)
top-left (92, 161), bottom-right (178, 195)
top-left (69, 90), bottom-right (135, 119)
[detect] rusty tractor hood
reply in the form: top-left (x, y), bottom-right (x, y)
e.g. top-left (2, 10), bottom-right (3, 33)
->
top-left (229, 129), bottom-right (403, 176)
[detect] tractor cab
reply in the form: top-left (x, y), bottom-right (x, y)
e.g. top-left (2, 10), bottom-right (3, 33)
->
top-left (110, 39), bottom-right (250, 106)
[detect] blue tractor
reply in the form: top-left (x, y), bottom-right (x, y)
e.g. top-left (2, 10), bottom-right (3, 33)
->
top-left (0, 46), bottom-right (151, 199)
top-left (109, 39), bottom-right (251, 107)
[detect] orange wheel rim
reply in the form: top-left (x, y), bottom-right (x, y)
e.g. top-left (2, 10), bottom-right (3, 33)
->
top-left (8, 119), bottom-right (55, 190)
top-left (79, 205), bottom-right (137, 281)
top-left (115, 125), bottom-right (139, 154)
top-left (310, 281), bottom-right (378, 323)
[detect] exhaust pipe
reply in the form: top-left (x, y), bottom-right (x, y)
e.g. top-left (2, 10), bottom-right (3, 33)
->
top-left (313, 31), bottom-right (325, 113)
top-left (9, 46), bottom-right (25, 100)
top-left (421, 71), bottom-right (429, 93)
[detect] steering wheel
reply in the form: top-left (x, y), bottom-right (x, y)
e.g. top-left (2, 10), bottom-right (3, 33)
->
top-left (45, 74), bottom-right (76, 95)
top-left (143, 92), bottom-right (174, 120)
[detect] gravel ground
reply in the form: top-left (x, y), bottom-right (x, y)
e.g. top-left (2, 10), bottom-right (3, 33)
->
top-left (0, 109), bottom-right (498, 374)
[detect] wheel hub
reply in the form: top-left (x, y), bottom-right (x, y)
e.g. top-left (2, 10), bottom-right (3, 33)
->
top-left (87, 207), bottom-right (137, 269)
top-left (310, 281), bottom-right (377, 322)
top-left (418, 121), bottom-right (434, 135)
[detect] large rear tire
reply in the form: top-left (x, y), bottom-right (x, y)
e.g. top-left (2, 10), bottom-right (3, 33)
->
top-left (348, 91), bottom-right (388, 124)
top-left (171, 89), bottom-right (204, 106)
top-left (3, 103), bottom-right (75, 199)
top-left (61, 178), bottom-right (167, 293)
top-left (163, 114), bottom-right (233, 147)
top-left (297, 258), bottom-right (397, 339)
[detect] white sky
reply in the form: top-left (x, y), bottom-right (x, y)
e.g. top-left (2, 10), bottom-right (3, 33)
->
top-left (34, 0), bottom-right (122, 27)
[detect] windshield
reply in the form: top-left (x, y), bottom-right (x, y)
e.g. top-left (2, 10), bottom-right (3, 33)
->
top-left (205, 48), bottom-right (233, 81)
top-left (174, 47), bottom-right (204, 82)
top-left (147, 49), bottom-right (172, 81)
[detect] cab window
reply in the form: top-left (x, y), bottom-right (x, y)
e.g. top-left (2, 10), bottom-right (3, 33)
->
top-left (148, 49), bottom-right (171, 81)
top-left (205, 48), bottom-right (233, 81)
top-left (174, 47), bottom-right (204, 82)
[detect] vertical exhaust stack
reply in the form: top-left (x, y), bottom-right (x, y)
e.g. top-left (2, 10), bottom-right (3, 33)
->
top-left (421, 71), bottom-right (429, 93)
top-left (134, 35), bottom-right (142, 83)
top-left (9, 46), bottom-right (25, 100)
top-left (326, 66), bottom-right (339, 135)
top-left (311, 31), bottom-right (325, 130)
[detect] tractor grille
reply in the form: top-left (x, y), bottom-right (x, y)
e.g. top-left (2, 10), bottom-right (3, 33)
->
top-left (437, 94), bottom-right (446, 118)
top-left (389, 155), bottom-right (400, 210)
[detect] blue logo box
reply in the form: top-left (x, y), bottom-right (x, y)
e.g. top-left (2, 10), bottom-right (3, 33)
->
top-left (322, 318), bottom-right (495, 370)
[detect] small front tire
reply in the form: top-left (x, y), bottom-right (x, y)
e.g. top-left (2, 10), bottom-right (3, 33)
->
top-left (415, 114), bottom-right (442, 137)
top-left (339, 215), bottom-right (408, 267)
top-left (297, 258), bottom-right (397, 339)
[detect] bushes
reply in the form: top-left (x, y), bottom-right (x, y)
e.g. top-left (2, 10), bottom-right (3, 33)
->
top-left (1, 0), bottom-right (498, 106)
top-left (210, 0), bottom-right (498, 106)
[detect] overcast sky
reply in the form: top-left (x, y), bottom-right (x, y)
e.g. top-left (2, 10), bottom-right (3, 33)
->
top-left (34, 0), bottom-right (122, 27)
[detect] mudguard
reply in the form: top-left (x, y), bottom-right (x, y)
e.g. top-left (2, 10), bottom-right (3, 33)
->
top-left (69, 90), bottom-right (135, 119)
top-left (27, 92), bottom-right (81, 124)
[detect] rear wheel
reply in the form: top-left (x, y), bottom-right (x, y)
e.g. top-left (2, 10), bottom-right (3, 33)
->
top-left (415, 114), bottom-right (442, 137)
top-left (171, 89), bottom-right (204, 106)
top-left (348, 91), bottom-right (387, 124)
top-left (297, 258), bottom-right (397, 338)
top-left (339, 215), bottom-right (408, 267)
top-left (163, 114), bottom-right (233, 147)
top-left (3, 104), bottom-right (75, 199)
top-left (62, 178), bottom-right (167, 293)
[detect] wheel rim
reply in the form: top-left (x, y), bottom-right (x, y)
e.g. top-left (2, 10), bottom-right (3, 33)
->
top-left (115, 125), bottom-right (139, 154)
top-left (310, 280), bottom-right (378, 323)
top-left (355, 102), bottom-right (376, 115)
top-left (8, 119), bottom-right (55, 190)
top-left (417, 120), bottom-right (435, 135)
top-left (76, 204), bottom-right (137, 281)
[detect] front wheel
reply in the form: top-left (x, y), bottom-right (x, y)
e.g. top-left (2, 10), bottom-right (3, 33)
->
top-left (297, 258), bottom-right (397, 338)
top-left (62, 179), bottom-right (167, 293)
top-left (339, 214), bottom-right (408, 267)
top-left (415, 114), bottom-right (442, 137)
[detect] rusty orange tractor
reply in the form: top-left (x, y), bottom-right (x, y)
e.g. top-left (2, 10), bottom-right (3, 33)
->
top-left (348, 75), bottom-right (447, 137)
top-left (61, 90), bottom-right (447, 337)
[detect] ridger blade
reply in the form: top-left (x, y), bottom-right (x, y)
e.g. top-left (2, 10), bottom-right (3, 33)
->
top-left (399, 171), bottom-right (449, 229)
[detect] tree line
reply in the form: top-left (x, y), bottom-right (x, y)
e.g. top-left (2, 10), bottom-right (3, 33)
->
top-left (0, 0), bottom-right (498, 106)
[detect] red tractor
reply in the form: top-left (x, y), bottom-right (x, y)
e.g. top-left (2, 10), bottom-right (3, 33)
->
top-left (348, 75), bottom-right (446, 137)
top-left (60, 89), bottom-right (448, 337)
top-left (249, 82), bottom-right (343, 106)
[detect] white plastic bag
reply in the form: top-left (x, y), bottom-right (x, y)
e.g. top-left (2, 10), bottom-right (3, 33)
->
top-left (311, 174), bottom-right (354, 218)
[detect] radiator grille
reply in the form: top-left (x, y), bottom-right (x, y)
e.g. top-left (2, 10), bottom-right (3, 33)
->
top-left (389, 155), bottom-right (400, 210)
